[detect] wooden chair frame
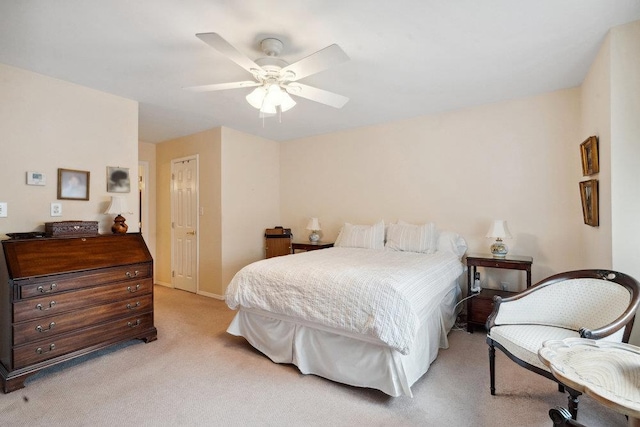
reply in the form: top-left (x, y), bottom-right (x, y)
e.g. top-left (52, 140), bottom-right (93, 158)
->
top-left (485, 269), bottom-right (640, 420)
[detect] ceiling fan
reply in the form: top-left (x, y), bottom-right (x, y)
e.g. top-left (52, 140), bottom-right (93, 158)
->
top-left (184, 33), bottom-right (350, 118)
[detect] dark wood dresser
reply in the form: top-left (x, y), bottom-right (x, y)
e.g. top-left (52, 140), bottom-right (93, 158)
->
top-left (0, 233), bottom-right (157, 392)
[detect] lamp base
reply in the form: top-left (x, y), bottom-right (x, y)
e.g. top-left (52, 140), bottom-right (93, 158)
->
top-left (490, 239), bottom-right (508, 258)
top-left (111, 215), bottom-right (128, 234)
top-left (308, 231), bottom-right (320, 242)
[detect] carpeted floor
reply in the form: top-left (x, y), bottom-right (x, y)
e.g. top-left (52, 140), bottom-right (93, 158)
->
top-left (0, 285), bottom-right (626, 426)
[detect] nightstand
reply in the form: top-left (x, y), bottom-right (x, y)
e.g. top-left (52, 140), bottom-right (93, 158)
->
top-left (465, 253), bottom-right (533, 332)
top-left (292, 242), bottom-right (334, 253)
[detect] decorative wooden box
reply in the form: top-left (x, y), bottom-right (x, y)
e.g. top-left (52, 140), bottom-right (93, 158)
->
top-left (45, 221), bottom-right (99, 237)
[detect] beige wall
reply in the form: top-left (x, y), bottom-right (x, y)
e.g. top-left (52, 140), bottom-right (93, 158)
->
top-left (155, 128), bottom-right (223, 295)
top-left (579, 34), bottom-right (612, 268)
top-left (221, 127), bottom-right (280, 288)
top-left (609, 21), bottom-right (640, 345)
top-left (0, 63), bottom-right (139, 237)
top-left (281, 89), bottom-right (582, 288)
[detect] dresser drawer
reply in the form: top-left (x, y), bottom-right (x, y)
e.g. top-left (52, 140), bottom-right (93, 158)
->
top-left (13, 278), bottom-right (153, 322)
top-left (17, 263), bottom-right (152, 299)
top-left (13, 312), bottom-right (154, 369)
top-left (13, 294), bottom-right (153, 345)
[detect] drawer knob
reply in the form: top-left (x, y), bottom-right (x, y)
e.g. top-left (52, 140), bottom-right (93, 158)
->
top-left (126, 302), bottom-right (141, 310)
top-left (36, 343), bottom-right (56, 354)
top-left (36, 301), bottom-right (56, 311)
top-left (127, 319), bottom-right (141, 328)
top-left (127, 284), bottom-right (141, 293)
top-left (36, 322), bottom-right (56, 332)
top-left (126, 270), bottom-right (140, 278)
top-left (37, 283), bottom-right (57, 293)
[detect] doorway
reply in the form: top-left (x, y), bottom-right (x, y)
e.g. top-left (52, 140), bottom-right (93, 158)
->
top-left (171, 155), bottom-right (199, 293)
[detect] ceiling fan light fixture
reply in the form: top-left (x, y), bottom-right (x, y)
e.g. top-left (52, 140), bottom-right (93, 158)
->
top-left (260, 98), bottom-right (277, 115)
top-left (246, 87), bottom-right (266, 109)
top-left (280, 91), bottom-right (296, 112)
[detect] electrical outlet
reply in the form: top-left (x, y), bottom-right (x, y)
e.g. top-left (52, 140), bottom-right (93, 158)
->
top-left (50, 202), bottom-right (62, 217)
top-left (0, 202), bottom-right (7, 218)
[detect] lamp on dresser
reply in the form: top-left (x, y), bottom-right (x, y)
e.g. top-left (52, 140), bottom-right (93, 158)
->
top-left (105, 196), bottom-right (131, 234)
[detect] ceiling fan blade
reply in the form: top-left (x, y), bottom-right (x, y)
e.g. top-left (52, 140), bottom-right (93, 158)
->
top-left (281, 44), bottom-right (349, 81)
top-left (183, 81), bottom-right (260, 92)
top-left (286, 83), bottom-right (349, 108)
top-left (196, 32), bottom-right (262, 75)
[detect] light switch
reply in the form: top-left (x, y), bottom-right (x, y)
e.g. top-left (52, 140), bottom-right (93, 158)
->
top-left (51, 202), bottom-right (62, 217)
top-left (0, 202), bottom-right (7, 218)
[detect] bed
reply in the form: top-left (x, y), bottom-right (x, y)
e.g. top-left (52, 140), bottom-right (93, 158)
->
top-left (225, 221), bottom-right (467, 397)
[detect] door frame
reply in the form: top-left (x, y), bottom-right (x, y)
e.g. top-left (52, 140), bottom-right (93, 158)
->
top-left (170, 154), bottom-right (200, 293)
top-left (138, 161), bottom-right (149, 240)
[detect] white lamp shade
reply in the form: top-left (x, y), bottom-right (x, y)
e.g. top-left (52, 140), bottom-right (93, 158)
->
top-left (280, 91), bottom-right (296, 112)
top-left (306, 217), bottom-right (321, 231)
top-left (246, 87), bottom-right (267, 109)
top-left (485, 220), bottom-right (512, 239)
top-left (104, 196), bottom-right (131, 215)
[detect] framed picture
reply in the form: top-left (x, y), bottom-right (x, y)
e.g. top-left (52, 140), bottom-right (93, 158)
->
top-left (580, 136), bottom-right (599, 176)
top-left (57, 168), bottom-right (90, 201)
top-left (579, 179), bottom-right (599, 227)
top-left (107, 166), bottom-right (130, 193)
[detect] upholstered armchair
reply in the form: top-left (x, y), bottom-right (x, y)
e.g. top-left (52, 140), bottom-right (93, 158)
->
top-left (485, 269), bottom-right (640, 420)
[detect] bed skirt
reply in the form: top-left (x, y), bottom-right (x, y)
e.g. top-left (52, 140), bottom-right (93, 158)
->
top-left (226, 284), bottom-right (460, 397)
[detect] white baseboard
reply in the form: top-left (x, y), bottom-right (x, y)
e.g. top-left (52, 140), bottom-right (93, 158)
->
top-left (197, 290), bottom-right (224, 300)
top-left (154, 281), bottom-right (173, 288)
top-left (153, 281), bottom-right (223, 300)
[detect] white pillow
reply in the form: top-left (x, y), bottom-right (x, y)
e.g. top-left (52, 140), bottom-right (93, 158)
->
top-left (385, 221), bottom-right (438, 254)
top-left (436, 231), bottom-right (468, 258)
top-left (334, 220), bottom-right (385, 249)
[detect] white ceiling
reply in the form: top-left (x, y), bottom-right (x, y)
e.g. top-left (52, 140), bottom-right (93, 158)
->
top-left (1, 1), bottom-right (639, 143)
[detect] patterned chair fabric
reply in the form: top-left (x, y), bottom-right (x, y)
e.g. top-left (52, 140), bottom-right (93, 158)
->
top-left (485, 269), bottom-right (640, 421)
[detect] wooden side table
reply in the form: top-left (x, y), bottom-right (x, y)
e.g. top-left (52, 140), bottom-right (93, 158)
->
top-left (292, 242), bottom-right (334, 253)
top-left (465, 253), bottom-right (533, 332)
top-left (539, 338), bottom-right (640, 426)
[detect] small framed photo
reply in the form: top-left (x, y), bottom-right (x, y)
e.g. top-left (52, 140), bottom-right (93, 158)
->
top-left (579, 179), bottom-right (599, 227)
top-left (580, 136), bottom-right (599, 176)
top-left (107, 167), bottom-right (130, 193)
top-left (58, 168), bottom-right (90, 201)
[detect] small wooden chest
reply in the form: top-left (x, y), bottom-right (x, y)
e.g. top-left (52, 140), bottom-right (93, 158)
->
top-left (45, 221), bottom-right (99, 237)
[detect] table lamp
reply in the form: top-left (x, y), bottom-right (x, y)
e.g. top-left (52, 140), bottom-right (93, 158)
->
top-left (486, 220), bottom-right (512, 258)
top-left (306, 217), bottom-right (321, 242)
top-left (105, 196), bottom-right (131, 234)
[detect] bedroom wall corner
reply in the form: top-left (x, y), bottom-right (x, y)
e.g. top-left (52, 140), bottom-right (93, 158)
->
top-left (138, 140), bottom-right (157, 264)
top-left (220, 127), bottom-right (280, 293)
top-left (155, 128), bottom-right (223, 295)
top-left (579, 30), bottom-right (612, 269)
top-left (609, 20), bottom-right (640, 345)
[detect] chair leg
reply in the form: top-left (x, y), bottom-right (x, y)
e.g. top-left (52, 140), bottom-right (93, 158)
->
top-left (567, 388), bottom-right (580, 420)
top-left (558, 383), bottom-right (565, 393)
top-left (489, 342), bottom-right (496, 395)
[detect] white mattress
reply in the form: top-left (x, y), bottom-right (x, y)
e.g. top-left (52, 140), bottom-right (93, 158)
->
top-left (226, 247), bottom-right (464, 355)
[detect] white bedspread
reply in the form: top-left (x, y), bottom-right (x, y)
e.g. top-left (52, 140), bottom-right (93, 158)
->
top-left (225, 248), bottom-right (463, 355)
